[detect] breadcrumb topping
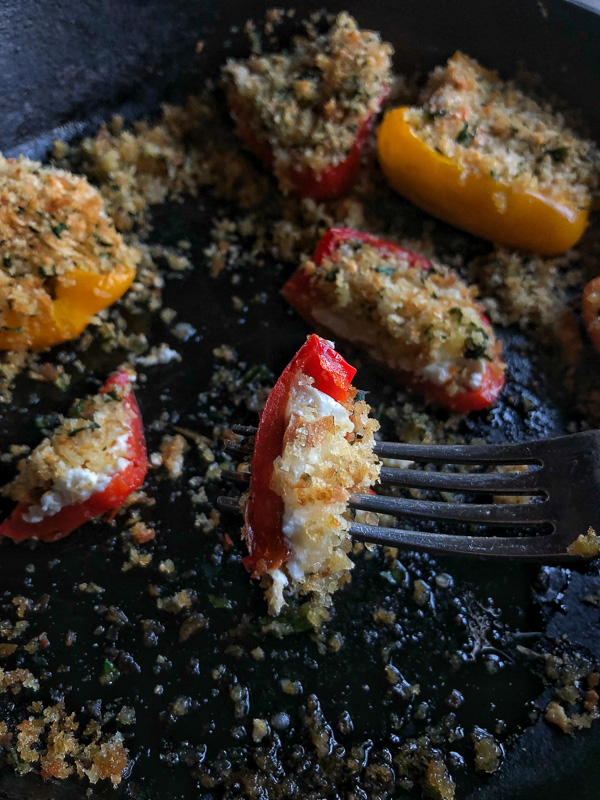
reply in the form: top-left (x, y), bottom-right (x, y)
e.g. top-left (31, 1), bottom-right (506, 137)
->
top-left (67, 100), bottom-right (207, 232)
top-left (303, 239), bottom-right (501, 394)
top-left (4, 373), bottom-right (136, 517)
top-left (0, 156), bottom-right (139, 323)
top-left (406, 52), bottom-right (598, 207)
top-left (224, 13), bottom-right (392, 189)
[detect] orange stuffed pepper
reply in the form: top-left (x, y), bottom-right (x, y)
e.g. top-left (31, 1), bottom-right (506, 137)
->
top-left (0, 157), bottom-right (138, 350)
top-left (378, 53), bottom-right (596, 256)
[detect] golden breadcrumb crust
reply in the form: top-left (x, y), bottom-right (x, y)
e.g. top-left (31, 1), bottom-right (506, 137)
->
top-left (0, 156), bottom-right (139, 323)
top-left (5, 373), bottom-right (135, 507)
top-left (406, 52), bottom-right (598, 207)
top-left (223, 13), bottom-right (392, 188)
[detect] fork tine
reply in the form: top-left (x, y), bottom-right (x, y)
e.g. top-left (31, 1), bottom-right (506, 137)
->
top-left (221, 469), bottom-right (251, 484)
top-left (231, 425), bottom-right (258, 436)
top-left (228, 428), bottom-right (544, 465)
top-left (225, 442), bottom-right (254, 457)
top-left (349, 523), bottom-right (562, 560)
top-left (373, 440), bottom-right (542, 464)
top-left (378, 466), bottom-right (543, 494)
top-left (217, 495), bottom-right (243, 513)
top-left (349, 493), bottom-right (551, 525)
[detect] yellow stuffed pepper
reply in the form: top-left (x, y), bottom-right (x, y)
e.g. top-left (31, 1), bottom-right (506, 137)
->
top-left (0, 157), bottom-right (138, 351)
top-left (377, 53), bottom-right (597, 256)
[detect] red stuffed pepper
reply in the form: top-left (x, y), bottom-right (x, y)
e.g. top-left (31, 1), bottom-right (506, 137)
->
top-left (0, 369), bottom-right (147, 543)
top-left (223, 13), bottom-right (392, 200)
top-left (242, 334), bottom-right (380, 617)
top-left (282, 228), bottom-right (505, 414)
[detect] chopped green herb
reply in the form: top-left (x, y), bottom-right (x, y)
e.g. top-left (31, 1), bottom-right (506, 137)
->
top-left (207, 594), bottom-right (233, 610)
top-left (489, 170), bottom-right (498, 180)
top-left (449, 307), bottom-right (463, 323)
top-left (374, 266), bottom-right (396, 277)
top-left (95, 236), bottom-right (114, 247)
top-left (35, 412), bottom-right (62, 430)
top-left (0, 325), bottom-right (24, 334)
top-left (240, 363), bottom-right (274, 385)
top-left (68, 398), bottom-right (87, 419)
top-left (100, 659), bottom-right (120, 684)
top-left (68, 421), bottom-right (101, 437)
top-left (6, 748), bottom-right (29, 774)
top-left (55, 373), bottom-right (71, 392)
top-left (262, 602), bottom-right (313, 633)
top-left (38, 265), bottom-right (56, 277)
top-left (380, 566), bottom-right (409, 587)
top-left (325, 269), bottom-right (338, 282)
top-left (455, 122), bottom-right (476, 146)
top-left (51, 222), bottom-right (68, 238)
top-left (543, 146), bottom-right (569, 164)
top-left (464, 324), bottom-right (491, 360)
top-left (424, 324), bottom-right (447, 341)
top-left (423, 109), bottom-right (446, 121)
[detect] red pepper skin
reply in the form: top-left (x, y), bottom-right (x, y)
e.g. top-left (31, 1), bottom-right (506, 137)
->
top-left (282, 227), bottom-right (505, 414)
top-left (0, 370), bottom-right (147, 544)
top-left (230, 100), bottom-right (384, 200)
top-left (243, 334), bottom-right (355, 576)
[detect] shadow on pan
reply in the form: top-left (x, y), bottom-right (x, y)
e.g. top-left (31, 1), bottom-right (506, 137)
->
top-left (0, 2), bottom-right (599, 799)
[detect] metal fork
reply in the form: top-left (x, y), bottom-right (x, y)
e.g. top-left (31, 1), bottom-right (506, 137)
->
top-left (218, 426), bottom-right (600, 562)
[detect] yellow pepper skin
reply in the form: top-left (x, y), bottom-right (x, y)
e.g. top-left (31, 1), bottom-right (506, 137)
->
top-left (377, 107), bottom-right (588, 256)
top-left (0, 266), bottom-right (135, 351)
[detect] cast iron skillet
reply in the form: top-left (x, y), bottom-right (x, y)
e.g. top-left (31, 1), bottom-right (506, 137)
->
top-left (0, 2), bottom-right (599, 799)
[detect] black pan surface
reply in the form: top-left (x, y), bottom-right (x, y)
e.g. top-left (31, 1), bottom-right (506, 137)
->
top-left (0, 2), bottom-right (599, 799)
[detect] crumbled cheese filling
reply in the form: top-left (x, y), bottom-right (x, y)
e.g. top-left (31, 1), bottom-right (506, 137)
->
top-left (23, 467), bottom-right (116, 524)
top-left (4, 379), bottom-right (135, 522)
top-left (264, 371), bottom-right (380, 616)
top-left (223, 13), bottom-right (392, 186)
top-left (406, 52), bottom-right (598, 207)
top-left (304, 240), bottom-right (501, 395)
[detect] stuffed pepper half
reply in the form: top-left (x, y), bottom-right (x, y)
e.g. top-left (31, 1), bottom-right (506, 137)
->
top-left (282, 228), bottom-right (505, 414)
top-left (223, 13), bottom-right (392, 200)
top-left (377, 52), bottom-right (597, 255)
top-left (242, 334), bottom-right (380, 619)
top-left (0, 369), bottom-right (147, 542)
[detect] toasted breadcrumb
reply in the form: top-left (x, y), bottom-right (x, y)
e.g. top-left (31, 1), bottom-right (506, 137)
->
top-left (4, 372), bottom-right (136, 518)
top-left (302, 239), bottom-right (501, 394)
top-left (59, 98), bottom-right (207, 232)
top-left (470, 247), bottom-right (583, 333)
top-left (0, 156), bottom-right (139, 325)
top-left (567, 527), bottom-right (600, 557)
top-left (159, 434), bottom-right (189, 479)
top-left (223, 13), bottom-right (392, 191)
top-left (407, 52), bottom-right (598, 207)
top-left (11, 702), bottom-right (129, 784)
